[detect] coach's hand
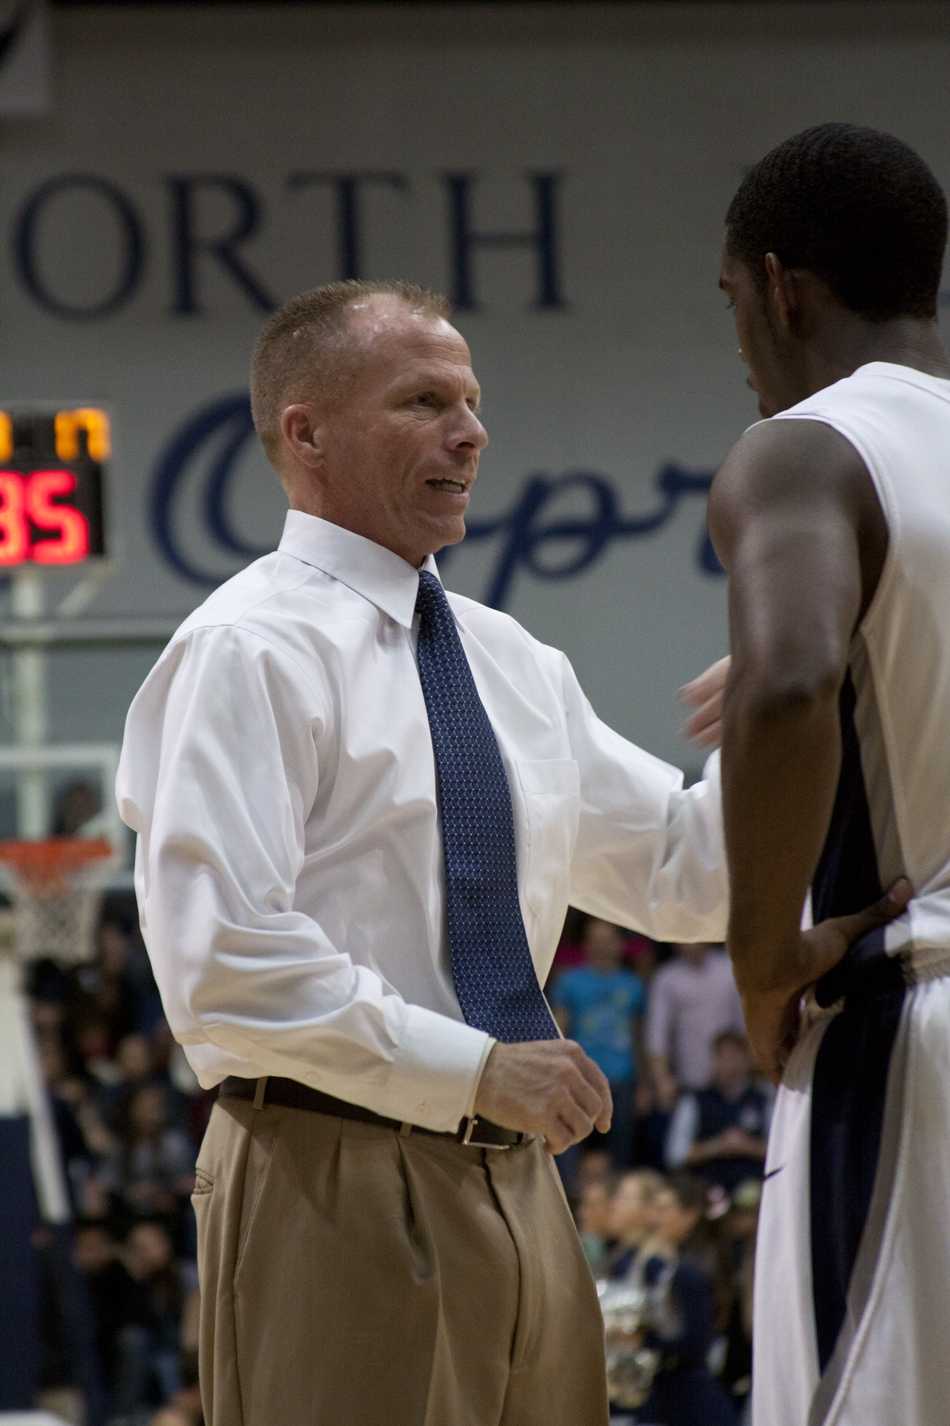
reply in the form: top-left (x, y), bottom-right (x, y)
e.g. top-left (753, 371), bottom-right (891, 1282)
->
top-left (680, 655), bottom-right (730, 749)
top-left (473, 1039), bottom-right (613, 1154)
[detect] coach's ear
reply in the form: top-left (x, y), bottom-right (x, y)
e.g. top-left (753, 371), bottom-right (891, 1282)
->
top-left (280, 403), bottom-right (324, 470)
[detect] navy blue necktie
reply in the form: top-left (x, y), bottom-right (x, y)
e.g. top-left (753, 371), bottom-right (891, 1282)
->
top-left (415, 570), bottom-right (557, 1043)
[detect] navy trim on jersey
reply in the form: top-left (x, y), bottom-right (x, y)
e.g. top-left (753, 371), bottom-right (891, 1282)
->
top-left (808, 669), bottom-right (907, 1375)
top-left (809, 945), bottom-right (905, 1374)
top-left (812, 671), bottom-right (883, 924)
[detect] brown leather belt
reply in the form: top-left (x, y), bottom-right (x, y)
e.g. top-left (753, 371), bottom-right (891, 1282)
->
top-left (218, 1075), bottom-right (527, 1150)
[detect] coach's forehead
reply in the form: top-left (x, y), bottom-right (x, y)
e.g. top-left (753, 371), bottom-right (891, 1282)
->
top-left (341, 296), bottom-right (471, 380)
top-left (346, 294), bottom-right (462, 348)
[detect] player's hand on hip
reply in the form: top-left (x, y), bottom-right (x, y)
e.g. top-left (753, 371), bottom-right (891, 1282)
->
top-left (473, 1040), bottom-right (613, 1154)
top-left (680, 655), bottom-right (730, 749)
top-left (740, 878), bottom-right (913, 1081)
top-left (801, 877), bottom-right (913, 980)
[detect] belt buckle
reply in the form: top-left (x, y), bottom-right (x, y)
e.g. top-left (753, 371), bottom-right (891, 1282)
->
top-left (459, 1115), bottom-right (513, 1150)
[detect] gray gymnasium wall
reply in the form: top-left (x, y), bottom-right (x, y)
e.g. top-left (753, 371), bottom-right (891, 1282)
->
top-left (2, 1), bottom-right (948, 774)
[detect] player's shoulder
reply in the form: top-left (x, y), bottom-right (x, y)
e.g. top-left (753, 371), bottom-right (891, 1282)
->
top-left (720, 408), bottom-right (866, 489)
top-left (710, 403), bottom-right (870, 552)
top-left (717, 364), bottom-right (894, 490)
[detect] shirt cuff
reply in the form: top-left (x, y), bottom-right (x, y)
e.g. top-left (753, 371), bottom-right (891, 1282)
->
top-left (465, 1034), bottom-right (498, 1120)
top-left (387, 1005), bottom-right (495, 1132)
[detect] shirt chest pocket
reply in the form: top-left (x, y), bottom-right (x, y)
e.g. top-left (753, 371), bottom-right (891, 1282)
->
top-left (513, 759), bottom-right (581, 917)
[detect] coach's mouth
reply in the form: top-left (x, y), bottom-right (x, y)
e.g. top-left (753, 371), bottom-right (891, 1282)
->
top-left (426, 478), bottom-right (469, 494)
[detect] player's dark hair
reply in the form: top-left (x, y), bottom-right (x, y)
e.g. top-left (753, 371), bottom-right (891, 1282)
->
top-left (726, 123), bottom-right (948, 321)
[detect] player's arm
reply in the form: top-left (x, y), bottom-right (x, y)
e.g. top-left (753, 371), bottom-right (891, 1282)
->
top-left (709, 419), bottom-right (907, 1073)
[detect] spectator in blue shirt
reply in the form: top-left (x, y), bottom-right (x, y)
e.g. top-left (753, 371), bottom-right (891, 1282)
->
top-left (551, 917), bottom-right (646, 1168)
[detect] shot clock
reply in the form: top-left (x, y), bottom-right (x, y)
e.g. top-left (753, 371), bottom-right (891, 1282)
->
top-left (0, 405), bottom-right (109, 567)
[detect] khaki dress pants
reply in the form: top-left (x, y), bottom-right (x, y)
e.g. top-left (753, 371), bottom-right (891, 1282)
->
top-left (192, 1095), bottom-right (609, 1426)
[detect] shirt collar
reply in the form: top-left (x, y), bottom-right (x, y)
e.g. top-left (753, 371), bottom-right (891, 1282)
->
top-left (278, 510), bottom-right (441, 628)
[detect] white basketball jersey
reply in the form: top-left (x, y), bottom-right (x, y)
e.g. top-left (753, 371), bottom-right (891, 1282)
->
top-left (772, 361), bottom-right (950, 970)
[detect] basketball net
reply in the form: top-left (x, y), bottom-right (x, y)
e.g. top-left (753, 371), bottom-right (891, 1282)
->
top-left (0, 837), bottom-right (119, 965)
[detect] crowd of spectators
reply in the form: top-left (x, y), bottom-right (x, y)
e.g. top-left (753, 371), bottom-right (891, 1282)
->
top-left (549, 909), bottom-right (771, 1425)
top-left (26, 906), bottom-right (211, 1426)
top-left (581, 1167), bottom-right (759, 1424)
top-left (22, 903), bottom-right (769, 1426)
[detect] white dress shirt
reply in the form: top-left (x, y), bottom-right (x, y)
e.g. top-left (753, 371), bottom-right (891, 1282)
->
top-left (117, 511), bottom-right (727, 1132)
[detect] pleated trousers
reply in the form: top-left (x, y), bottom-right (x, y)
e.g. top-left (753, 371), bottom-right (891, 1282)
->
top-left (192, 1095), bottom-right (609, 1426)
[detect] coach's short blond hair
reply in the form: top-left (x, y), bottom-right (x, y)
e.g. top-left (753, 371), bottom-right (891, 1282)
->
top-left (249, 279), bottom-right (452, 464)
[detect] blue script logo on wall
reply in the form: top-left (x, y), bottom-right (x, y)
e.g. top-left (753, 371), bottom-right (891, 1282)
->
top-left (150, 393), bottom-right (723, 608)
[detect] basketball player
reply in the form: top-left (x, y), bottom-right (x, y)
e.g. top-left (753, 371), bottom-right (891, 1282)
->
top-left (712, 123), bottom-right (950, 1426)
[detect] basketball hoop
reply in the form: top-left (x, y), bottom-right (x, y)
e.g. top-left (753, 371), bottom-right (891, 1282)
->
top-left (0, 837), bottom-right (120, 964)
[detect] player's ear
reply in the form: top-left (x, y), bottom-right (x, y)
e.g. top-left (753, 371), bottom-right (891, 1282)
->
top-left (280, 403), bottom-right (324, 469)
top-left (763, 252), bottom-right (797, 333)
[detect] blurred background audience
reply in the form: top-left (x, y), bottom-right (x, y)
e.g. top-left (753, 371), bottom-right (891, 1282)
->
top-left (25, 911), bottom-right (210, 1425)
top-left (551, 916), bottom-right (647, 1188)
top-left (665, 1030), bottom-right (770, 1193)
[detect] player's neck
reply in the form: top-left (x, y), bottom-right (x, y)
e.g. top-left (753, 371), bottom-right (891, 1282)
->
top-left (806, 317), bottom-right (950, 393)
